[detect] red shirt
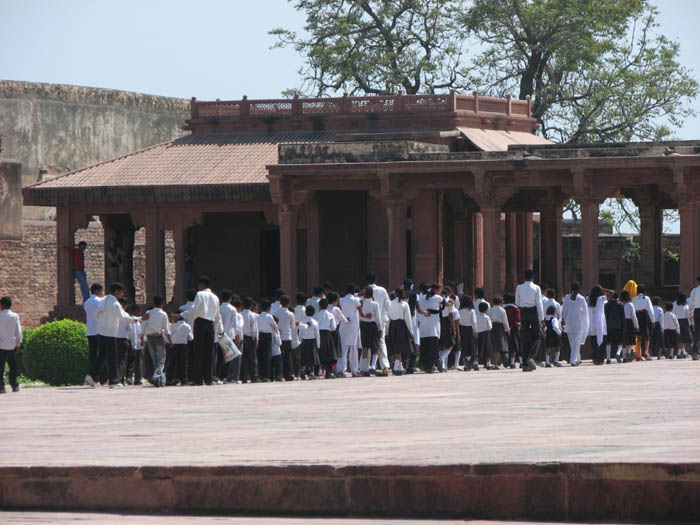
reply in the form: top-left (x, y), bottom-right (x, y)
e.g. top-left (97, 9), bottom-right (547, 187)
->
top-left (505, 304), bottom-right (521, 329)
top-left (63, 246), bottom-right (85, 271)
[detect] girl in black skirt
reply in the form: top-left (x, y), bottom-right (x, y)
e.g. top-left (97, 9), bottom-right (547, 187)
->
top-left (438, 287), bottom-right (456, 372)
top-left (458, 295), bottom-right (477, 371)
top-left (650, 296), bottom-right (665, 359)
top-left (673, 294), bottom-right (692, 358)
top-left (620, 290), bottom-right (639, 363)
top-left (544, 305), bottom-right (562, 368)
top-left (359, 287), bottom-right (382, 376)
top-left (298, 305), bottom-right (320, 379)
top-left (663, 302), bottom-right (680, 357)
top-left (387, 288), bottom-right (415, 375)
top-left (315, 298), bottom-right (339, 378)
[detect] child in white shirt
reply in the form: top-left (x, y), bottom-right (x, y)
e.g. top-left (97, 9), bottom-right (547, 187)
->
top-left (168, 316), bottom-right (193, 385)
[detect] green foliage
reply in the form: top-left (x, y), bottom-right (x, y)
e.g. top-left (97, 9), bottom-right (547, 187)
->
top-left (622, 240), bottom-right (641, 262)
top-left (22, 320), bottom-right (88, 386)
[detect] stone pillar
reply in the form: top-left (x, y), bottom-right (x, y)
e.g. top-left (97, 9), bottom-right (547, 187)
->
top-left (172, 222), bottom-right (187, 305)
top-left (579, 199), bottom-right (600, 291)
top-left (678, 196), bottom-right (698, 293)
top-left (412, 191), bottom-right (441, 284)
top-left (505, 213), bottom-right (518, 292)
top-left (145, 208), bottom-right (165, 302)
top-left (516, 212), bottom-right (534, 272)
top-left (56, 206), bottom-right (75, 307)
top-left (638, 203), bottom-right (663, 288)
top-left (306, 195), bottom-right (320, 291)
top-left (481, 206), bottom-right (503, 298)
top-left (539, 205), bottom-right (563, 294)
top-left (386, 199), bottom-right (407, 291)
top-left (472, 211), bottom-right (484, 290)
top-left (279, 207), bottom-right (298, 295)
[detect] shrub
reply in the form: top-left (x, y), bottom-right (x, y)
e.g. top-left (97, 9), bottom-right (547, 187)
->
top-left (22, 320), bottom-right (88, 386)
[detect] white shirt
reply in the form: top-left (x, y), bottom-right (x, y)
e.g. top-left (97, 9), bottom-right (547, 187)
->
top-left (140, 308), bottom-right (170, 338)
top-left (315, 309), bottom-right (337, 331)
top-left (653, 305), bottom-right (665, 330)
top-left (277, 308), bottom-right (296, 342)
top-left (632, 294), bottom-right (655, 323)
top-left (388, 298), bottom-right (414, 337)
top-left (220, 303), bottom-right (239, 339)
top-left (545, 315), bottom-right (562, 336)
top-left (270, 301), bottom-right (284, 320)
top-left (83, 294), bottom-right (104, 337)
top-left (129, 321), bottom-right (142, 350)
top-left (272, 332), bottom-right (282, 357)
top-left (257, 311), bottom-right (279, 334)
top-left (178, 301), bottom-right (195, 328)
top-left (95, 295), bottom-right (134, 338)
top-left (329, 304), bottom-right (348, 325)
top-left (170, 321), bottom-right (194, 345)
top-left (664, 311), bottom-right (680, 333)
top-left (587, 296), bottom-right (608, 346)
top-left (117, 315), bottom-right (130, 340)
top-left (369, 284), bottom-right (391, 324)
top-left (419, 295), bottom-right (443, 338)
top-left (300, 316), bottom-right (320, 347)
top-left (0, 309), bottom-right (22, 351)
top-left (305, 296), bottom-right (322, 316)
top-left (473, 298), bottom-right (490, 313)
top-left (458, 307), bottom-right (477, 328)
top-left (561, 293), bottom-right (589, 347)
top-left (184, 289), bottom-right (221, 325)
top-left (475, 312), bottom-right (492, 334)
top-left (241, 309), bottom-right (259, 338)
top-left (689, 285), bottom-right (700, 312)
top-left (487, 305), bottom-right (510, 333)
top-left (542, 297), bottom-right (561, 321)
top-left (515, 281), bottom-right (544, 322)
top-left (672, 302), bottom-right (690, 320)
top-left (623, 302), bottom-right (639, 330)
top-left (360, 299), bottom-right (382, 330)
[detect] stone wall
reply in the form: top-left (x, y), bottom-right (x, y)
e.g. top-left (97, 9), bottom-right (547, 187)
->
top-left (0, 80), bottom-right (189, 219)
top-left (0, 220), bottom-right (175, 328)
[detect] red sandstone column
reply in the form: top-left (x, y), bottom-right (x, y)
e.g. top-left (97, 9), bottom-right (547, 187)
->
top-left (638, 204), bottom-right (664, 289)
top-left (579, 199), bottom-right (600, 291)
top-left (413, 191), bottom-right (440, 284)
top-left (172, 222), bottom-right (186, 305)
top-left (386, 199), bottom-right (407, 291)
top-left (516, 212), bottom-right (534, 272)
top-left (279, 207), bottom-right (298, 295)
top-left (540, 206), bottom-right (563, 294)
top-left (56, 206), bottom-right (75, 307)
top-left (481, 206), bottom-right (504, 298)
top-left (472, 211), bottom-right (484, 290)
top-left (678, 196), bottom-right (698, 293)
top-left (306, 195), bottom-right (320, 292)
top-left (145, 208), bottom-right (165, 302)
top-left (505, 213), bottom-right (518, 292)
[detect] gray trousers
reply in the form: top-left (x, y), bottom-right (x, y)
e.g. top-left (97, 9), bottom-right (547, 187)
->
top-left (147, 334), bottom-right (166, 386)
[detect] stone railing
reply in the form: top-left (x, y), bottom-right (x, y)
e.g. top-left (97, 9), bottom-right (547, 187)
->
top-left (191, 91), bottom-right (530, 120)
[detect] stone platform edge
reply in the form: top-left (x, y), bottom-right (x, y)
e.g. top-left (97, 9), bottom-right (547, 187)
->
top-left (0, 463), bottom-right (698, 522)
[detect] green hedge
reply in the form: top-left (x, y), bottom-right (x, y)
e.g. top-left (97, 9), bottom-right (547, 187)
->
top-left (22, 320), bottom-right (88, 386)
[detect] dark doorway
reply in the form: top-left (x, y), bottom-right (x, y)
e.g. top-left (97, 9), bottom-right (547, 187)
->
top-left (261, 229), bottom-right (281, 297)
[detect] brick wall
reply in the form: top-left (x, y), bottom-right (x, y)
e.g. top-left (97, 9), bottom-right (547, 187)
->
top-left (0, 220), bottom-right (175, 328)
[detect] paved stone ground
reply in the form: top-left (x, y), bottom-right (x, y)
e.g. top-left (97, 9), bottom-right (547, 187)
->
top-left (1, 359), bottom-right (699, 468)
top-left (0, 513), bottom-right (629, 524)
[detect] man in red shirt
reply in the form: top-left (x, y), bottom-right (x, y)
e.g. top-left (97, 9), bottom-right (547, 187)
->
top-left (63, 241), bottom-right (90, 302)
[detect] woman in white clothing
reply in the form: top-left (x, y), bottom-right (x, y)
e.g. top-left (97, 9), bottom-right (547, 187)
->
top-left (587, 285), bottom-right (608, 365)
top-left (419, 283), bottom-right (443, 373)
top-left (387, 288), bottom-right (415, 375)
top-left (561, 282), bottom-right (589, 366)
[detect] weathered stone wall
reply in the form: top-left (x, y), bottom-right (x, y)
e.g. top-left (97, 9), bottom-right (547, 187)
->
top-left (0, 159), bottom-right (22, 239)
top-left (0, 80), bottom-right (189, 219)
top-left (0, 220), bottom-right (175, 328)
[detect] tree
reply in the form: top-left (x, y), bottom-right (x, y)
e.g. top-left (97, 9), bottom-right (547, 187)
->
top-left (461, 0), bottom-right (698, 143)
top-left (269, 0), bottom-right (468, 96)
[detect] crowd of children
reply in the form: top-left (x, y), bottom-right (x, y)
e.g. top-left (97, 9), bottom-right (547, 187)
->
top-left (71, 270), bottom-right (700, 389)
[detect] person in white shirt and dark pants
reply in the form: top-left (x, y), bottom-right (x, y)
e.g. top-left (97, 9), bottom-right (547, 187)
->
top-left (182, 276), bottom-right (221, 386)
top-left (689, 276), bottom-right (700, 358)
top-left (515, 269), bottom-right (544, 371)
top-left (141, 296), bottom-right (172, 387)
top-left (83, 283), bottom-right (105, 382)
top-left (0, 296), bottom-right (22, 393)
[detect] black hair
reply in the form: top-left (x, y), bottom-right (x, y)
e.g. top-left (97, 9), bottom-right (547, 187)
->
top-left (478, 302), bottom-right (489, 313)
top-left (110, 282), bottom-right (124, 294)
top-left (345, 283), bottom-right (356, 294)
top-left (394, 288), bottom-right (405, 301)
top-left (666, 302), bottom-right (674, 312)
top-left (652, 296), bottom-right (662, 306)
top-left (152, 295), bottom-right (164, 307)
top-left (570, 281), bottom-right (581, 294)
top-left (280, 295), bottom-right (290, 307)
top-left (220, 289), bottom-right (233, 303)
top-left (588, 285), bottom-right (603, 307)
top-left (546, 305), bottom-right (556, 316)
top-left (319, 298), bottom-right (328, 310)
top-left (611, 293), bottom-right (619, 300)
top-left (273, 288), bottom-right (285, 299)
top-left (492, 295), bottom-right (503, 306)
top-left (676, 293), bottom-right (688, 306)
top-left (546, 288), bottom-right (555, 299)
top-left (185, 289), bottom-right (196, 301)
top-left (90, 283), bottom-right (103, 294)
top-left (620, 290), bottom-right (631, 302)
top-left (231, 297), bottom-right (243, 308)
top-left (118, 297), bottom-right (128, 306)
top-left (78, 241), bottom-right (87, 248)
top-left (0, 296), bottom-right (11, 309)
top-left (637, 284), bottom-right (646, 295)
top-left (503, 292), bottom-right (515, 304)
top-left (243, 297), bottom-right (254, 309)
top-left (296, 292), bottom-right (307, 305)
top-left (364, 286), bottom-right (374, 299)
top-left (326, 291), bottom-right (339, 303)
top-left (321, 281), bottom-right (333, 290)
top-left (261, 300), bottom-right (271, 312)
top-left (305, 305), bottom-right (315, 316)
top-left (460, 295), bottom-right (474, 309)
top-left (197, 276), bottom-right (210, 288)
top-left (418, 282), bottom-right (427, 293)
top-left (402, 279), bottom-right (413, 290)
top-left (127, 304), bottom-right (140, 315)
top-left (313, 285), bottom-right (323, 296)
top-left (524, 268), bottom-right (534, 281)
top-left (366, 272), bottom-right (377, 284)
top-left (474, 287), bottom-right (485, 299)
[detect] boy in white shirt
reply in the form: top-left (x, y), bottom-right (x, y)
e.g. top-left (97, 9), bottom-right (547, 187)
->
top-left (474, 302), bottom-right (492, 372)
top-left (125, 304), bottom-right (143, 385)
top-left (240, 297), bottom-right (259, 383)
top-left (219, 290), bottom-right (242, 384)
top-left (663, 303), bottom-right (681, 358)
top-left (0, 296), bottom-right (22, 394)
top-left (168, 315), bottom-right (193, 386)
top-left (140, 295), bottom-right (171, 388)
top-left (299, 305), bottom-right (320, 379)
top-left (257, 300), bottom-right (280, 382)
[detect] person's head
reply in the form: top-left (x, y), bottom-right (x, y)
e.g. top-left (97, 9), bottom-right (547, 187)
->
top-left (108, 238), bottom-right (117, 250)
top-left (652, 296), bottom-right (662, 306)
top-left (296, 292), bottom-right (307, 306)
top-left (197, 276), bottom-right (210, 291)
top-left (78, 241), bottom-right (87, 251)
top-left (127, 304), bottom-right (141, 316)
top-left (366, 272), bottom-right (377, 285)
top-left (588, 285), bottom-right (603, 307)
top-left (524, 268), bottom-right (534, 281)
top-left (478, 302), bottom-right (489, 313)
top-left (492, 295), bottom-right (503, 306)
top-left (637, 284), bottom-right (646, 295)
top-left (418, 282), bottom-right (427, 294)
top-left (273, 288), bottom-right (285, 300)
top-left (402, 279), bottom-right (413, 291)
top-left (220, 289), bottom-right (233, 304)
top-left (460, 295), bottom-right (474, 309)
top-left (118, 297), bottom-right (128, 307)
top-left (570, 282), bottom-right (581, 296)
top-left (90, 283), bottom-right (104, 297)
top-left (503, 292), bottom-right (515, 304)
top-left (185, 289), bottom-right (196, 302)
top-left (152, 295), bottom-right (164, 308)
top-left (546, 288), bottom-right (555, 299)
top-left (243, 297), bottom-right (254, 310)
top-left (445, 280), bottom-right (455, 290)
top-left (319, 298), bottom-right (328, 310)
top-left (546, 305), bottom-right (556, 316)
top-left (364, 286), bottom-right (374, 299)
top-left (313, 285), bottom-right (323, 297)
top-left (280, 295), bottom-right (291, 307)
top-left (474, 287), bottom-right (485, 299)
top-left (345, 283), bottom-right (356, 295)
top-left (232, 297), bottom-right (243, 310)
top-left (676, 293), bottom-right (688, 306)
top-left (322, 281), bottom-right (334, 293)
top-left (394, 288), bottom-right (405, 301)
top-left (327, 291), bottom-right (339, 304)
top-left (620, 290), bottom-right (631, 303)
top-left (0, 296), bottom-right (11, 310)
top-left (261, 300), bottom-right (271, 312)
top-left (442, 286), bottom-right (452, 297)
top-left (110, 282), bottom-right (125, 298)
top-left (611, 293), bottom-right (619, 301)
top-left (305, 305), bottom-right (315, 317)
top-left (666, 302), bottom-right (674, 312)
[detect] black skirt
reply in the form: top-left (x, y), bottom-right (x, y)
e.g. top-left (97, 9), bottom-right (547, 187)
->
top-left (388, 319), bottom-right (413, 356)
top-left (508, 326), bottom-right (521, 356)
top-left (637, 310), bottom-right (651, 339)
top-left (318, 329), bottom-right (339, 365)
top-left (459, 325), bottom-right (475, 358)
top-left (545, 327), bottom-right (562, 348)
top-left (300, 338), bottom-right (320, 367)
top-left (664, 329), bottom-right (678, 349)
top-left (438, 315), bottom-right (455, 347)
top-left (360, 320), bottom-right (380, 350)
top-left (476, 330), bottom-right (491, 362)
top-left (490, 322), bottom-right (508, 353)
top-left (624, 318), bottom-right (637, 346)
top-left (679, 318), bottom-right (693, 344)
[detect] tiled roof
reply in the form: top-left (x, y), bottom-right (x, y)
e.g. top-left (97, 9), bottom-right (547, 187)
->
top-left (28, 131), bottom-right (336, 190)
top-left (458, 127), bottom-right (553, 151)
